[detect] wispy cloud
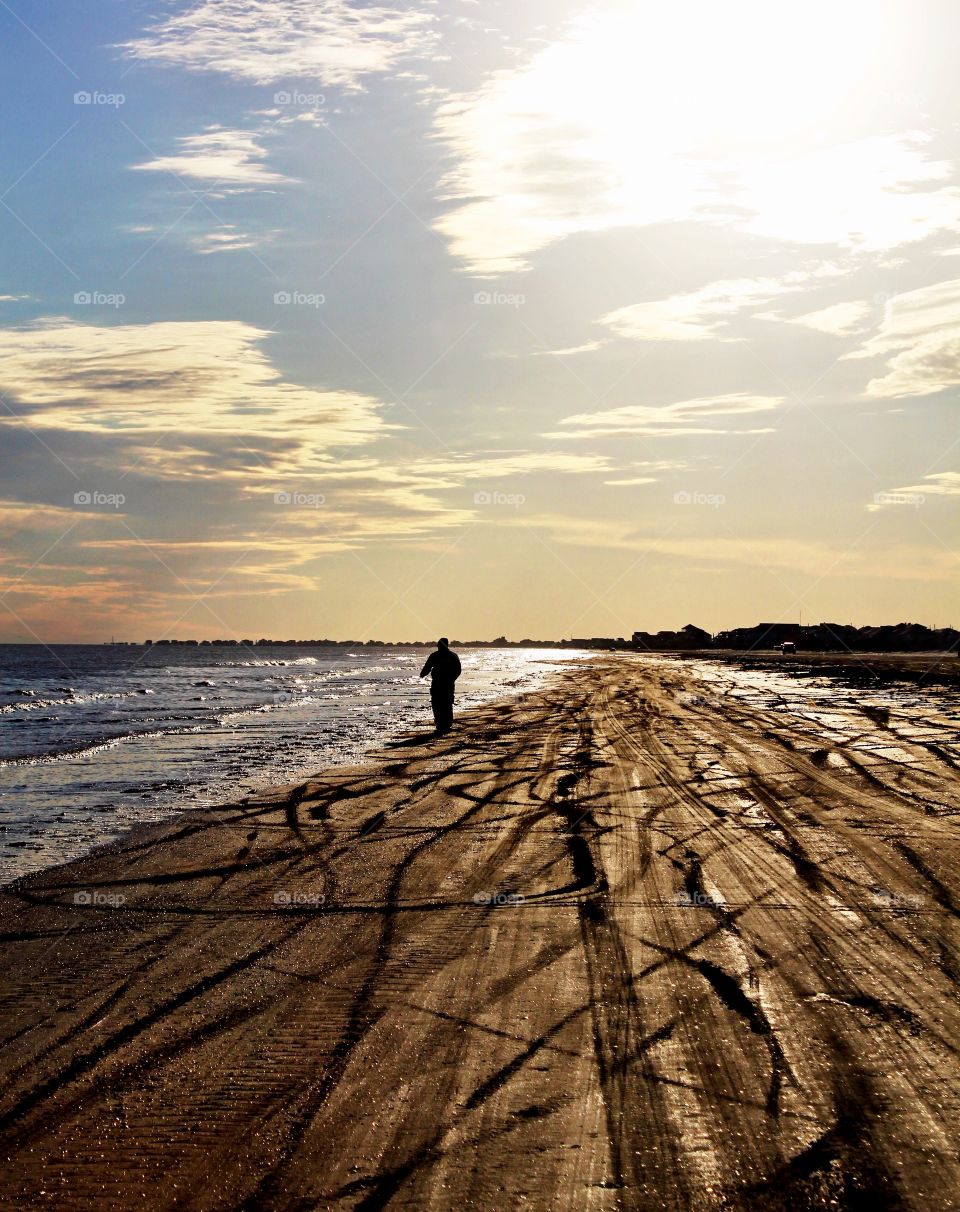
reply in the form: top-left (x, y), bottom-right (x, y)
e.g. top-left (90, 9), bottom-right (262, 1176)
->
top-left (120, 0), bottom-right (436, 90)
top-left (417, 450), bottom-right (610, 482)
top-left (853, 278), bottom-right (960, 398)
top-left (550, 393), bottom-right (783, 440)
top-left (0, 319), bottom-right (390, 465)
top-left (132, 127), bottom-right (288, 186)
top-left (869, 471), bottom-right (960, 509)
top-left (495, 514), bottom-right (958, 582)
top-left (191, 225), bottom-right (269, 254)
top-left (602, 459), bottom-right (688, 486)
top-left (534, 340), bottom-right (607, 357)
top-left (594, 264), bottom-right (850, 344)
top-left (601, 277), bottom-right (797, 343)
top-left (783, 301), bottom-right (872, 336)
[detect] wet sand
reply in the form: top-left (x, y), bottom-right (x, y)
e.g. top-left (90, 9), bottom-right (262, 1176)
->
top-left (1, 655), bottom-right (959, 1210)
top-left (686, 648), bottom-right (960, 688)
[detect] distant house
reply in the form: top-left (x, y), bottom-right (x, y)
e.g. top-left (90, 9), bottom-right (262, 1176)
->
top-left (714, 623), bottom-right (799, 651)
top-left (631, 624), bottom-right (711, 651)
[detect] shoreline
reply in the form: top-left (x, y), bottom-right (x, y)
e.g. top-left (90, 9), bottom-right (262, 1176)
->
top-left (0, 651), bottom-right (582, 891)
top-left (0, 673), bottom-right (557, 898)
top-left (4, 647), bottom-right (950, 891)
top-left (1, 655), bottom-right (958, 1210)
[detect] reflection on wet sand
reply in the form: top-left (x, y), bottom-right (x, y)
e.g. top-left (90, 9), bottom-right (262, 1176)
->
top-left (1, 655), bottom-right (958, 1210)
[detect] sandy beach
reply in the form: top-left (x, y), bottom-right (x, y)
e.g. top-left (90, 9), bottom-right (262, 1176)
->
top-left (1, 654), bottom-right (959, 1211)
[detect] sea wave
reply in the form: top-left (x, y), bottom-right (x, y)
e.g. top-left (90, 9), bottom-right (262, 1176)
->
top-left (0, 688), bottom-right (151, 715)
top-left (231, 657), bottom-right (320, 667)
top-left (0, 725), bottom-right (207, 767)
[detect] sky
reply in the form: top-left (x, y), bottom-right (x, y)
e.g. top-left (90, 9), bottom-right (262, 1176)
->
top-left (0, 0), bottom-right (958, 643)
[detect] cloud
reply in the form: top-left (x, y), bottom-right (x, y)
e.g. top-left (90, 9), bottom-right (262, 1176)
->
top-left (191, 226), bottom-right (268, 254)
top-left (513, 518), bottom-right (846, 571)
top-left (603, 459), bottom-right (688, 485)
top-left (120, 0), bottom-right (435, 90)
top-left (495, 514), bottom-right (958, 581)
top-left (601, 278), bottom-right (797, 343)
top-left (550, 393), bottom-right (783, 440)
top-left (854, 279), bottom-right (960, 398)
top-left (916, 471), bottom-right (960, 496)
top-left (784, 301), bottom-right (873, 336)
top-left (0, 317), bottom-right (622, 614)
top-left (417, 450), bottom-right (610, 482)
top-left (728, 135), bottom-right (960, 251)
top-left (132, 127), bottom-right (288, 185)
top-left (868, 471), bottom-right (960, 509)
top-left (596, 264), bottom-right (848, 344)
top-left (0, 319), bottom-right (390, 466)
top-left (535, 340), bottom-right (607, 357)
top-left (432, 4), bottom-right (960, 274)
top-left (0, 500), bottom-right (85, 535)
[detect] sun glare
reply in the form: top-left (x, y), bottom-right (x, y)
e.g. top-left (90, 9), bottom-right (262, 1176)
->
top-left (436, 0), bottom-right (931, 269)
top-left (547, 0), bottom-right (890, 157)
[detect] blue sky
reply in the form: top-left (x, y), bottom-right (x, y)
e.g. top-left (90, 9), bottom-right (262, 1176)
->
top-left (1, 0), bottom-right (958, 641)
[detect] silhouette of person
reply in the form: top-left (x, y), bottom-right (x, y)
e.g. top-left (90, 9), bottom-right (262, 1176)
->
top-left (420, 638), bottom-right (461, 735)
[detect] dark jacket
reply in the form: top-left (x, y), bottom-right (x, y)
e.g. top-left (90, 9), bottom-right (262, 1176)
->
top-left (420, 648), bottom-right (461, 686)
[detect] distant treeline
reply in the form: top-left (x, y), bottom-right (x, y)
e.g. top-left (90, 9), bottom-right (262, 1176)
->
top-left (134, 622), bottom-right (959, 653)
top-left (629, 621), bottom-right (960, 653)
top-left (140, 636), bottom-right (557, 648)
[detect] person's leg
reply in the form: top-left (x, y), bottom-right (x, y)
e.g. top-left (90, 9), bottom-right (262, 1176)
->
top-left (431, 687), bottom-right (451, 733)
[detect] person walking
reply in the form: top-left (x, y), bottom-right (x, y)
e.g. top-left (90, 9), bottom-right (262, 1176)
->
top-left (419, 638), bottom-right (462, 735)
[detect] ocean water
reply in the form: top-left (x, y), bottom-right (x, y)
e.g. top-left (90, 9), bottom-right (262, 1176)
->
top-left (0, 644), bottom-right (582, 885)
